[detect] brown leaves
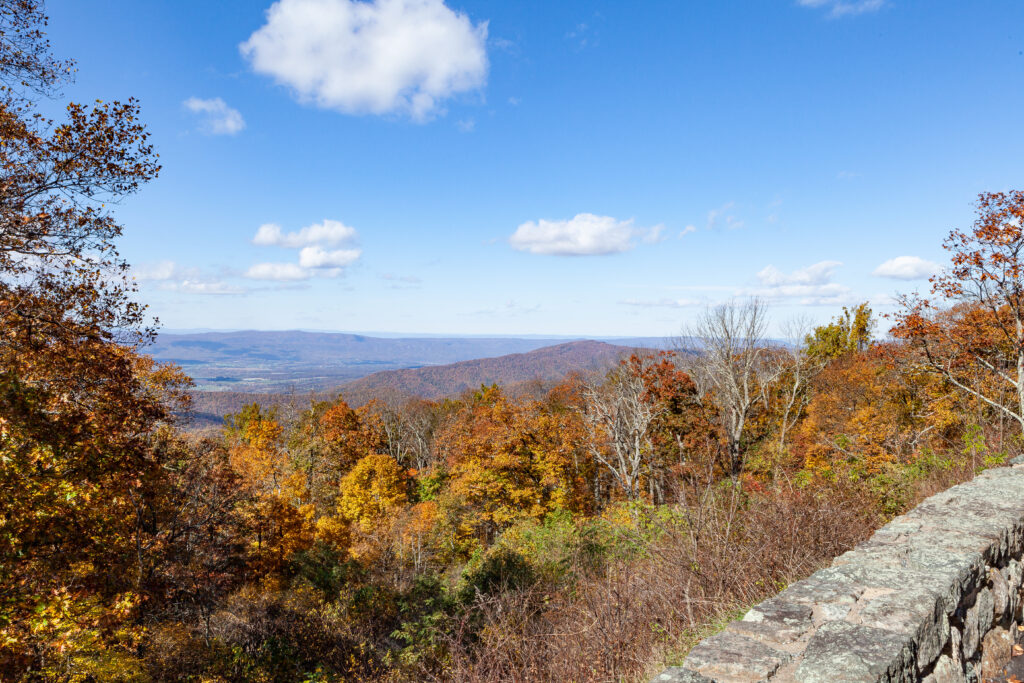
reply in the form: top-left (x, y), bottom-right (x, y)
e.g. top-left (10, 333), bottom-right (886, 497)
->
top-left (0, 2), bottom-right (177, 673)
top-left (892, 191), bottom-right (1024, 435)
top-left (933, 191), bottom-right (1024, 307)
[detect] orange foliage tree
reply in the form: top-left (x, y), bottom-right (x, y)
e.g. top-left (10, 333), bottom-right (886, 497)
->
top-left (437, 385), bottom-right (589, 543)
top-left (894, 191), bottom-right (1024, 435)
top-left (225, 405), bottom-right (315, 574)
top-left (320, 397), bottom-right (386, 470)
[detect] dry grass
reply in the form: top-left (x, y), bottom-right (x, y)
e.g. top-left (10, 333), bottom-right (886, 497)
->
top-left (438, 480), bottom-right (881, 683)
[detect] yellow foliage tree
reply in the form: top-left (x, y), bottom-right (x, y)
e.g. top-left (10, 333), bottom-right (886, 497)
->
top-left (338, 453), bottom-right (410, 533)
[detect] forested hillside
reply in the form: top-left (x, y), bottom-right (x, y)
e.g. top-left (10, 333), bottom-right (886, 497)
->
top-left (185, 340), bottom-right (635, 427)
top-left (326, 339), bottom-right (633, 403)
top-left (147, 331), bottom-right (617, 392)
top-left (5, 3), bottom-right (1024, 682)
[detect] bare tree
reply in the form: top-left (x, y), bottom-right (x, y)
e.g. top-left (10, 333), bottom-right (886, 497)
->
top-left (374, 399), bottom-right (439, 471)
top-left (774, 317), bottom-right (824, 456)
top-left (679, 299), bottom-right (782, 480)
top-left (581, 356), bottom-right (664, 502)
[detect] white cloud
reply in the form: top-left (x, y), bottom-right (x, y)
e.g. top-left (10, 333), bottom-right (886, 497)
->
top-left (298, 245), bottom-right (362, 268)
top-left (165, 280), bottom-right (248, 295)
top-left (757, 260), bottom-right (842, 287)
top-left (643, 224), bottom-right (667, 244)
top-left (245, 262), bottom-right (312, 281)
top-left (740, 260), bottom-right (853, 305)
top-left (134, 260), bottom-right (196, 281)
top-left (744, 282), bottom-right (853, 306)
top-left (797, 0), bottom-right (885, 18)
top-left (249, 219), bottom-right (361, 279)
top-left (873, 255), bottom-right (940, 280)
top-left (252, 219), bottom-right (358, 248)
top-left (133, 260), bottom-right (247, 295)
top-left (240, 0), bottom-right (488, 120)
top-left (183, 97), bottom-right (246, 135)
top-left (679, 225), bottom-right (697, 237)
top-left (509, 213), bottom-right (659, 256)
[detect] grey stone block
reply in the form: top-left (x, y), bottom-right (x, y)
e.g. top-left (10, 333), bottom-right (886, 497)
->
top-left (921, 654), bottom-right (962, 683)
top-left (962, 587), bottom-right (994, 660)
top-left (777, 572), bottom-right (864, 623)
top-left (728, 598), bottom-right (813, 646)
top-left (794, 621), bottom-right (915, 683)
top-left (852, 586), bottom-right (949, 671)
top-left (649, 667), bottom-right (713, 683)
top-left (1002, 560), bottom-right (1022, 620)
top-left (683, 631), bottom-right (791, 681)
top-left (830, 544), bottom-right (983, 616)
top-left (992, 568), bottom-right (1010, 622)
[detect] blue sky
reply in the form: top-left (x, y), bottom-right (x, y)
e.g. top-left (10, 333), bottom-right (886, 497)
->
top-left (44, 0), bottom-right (1024, 336)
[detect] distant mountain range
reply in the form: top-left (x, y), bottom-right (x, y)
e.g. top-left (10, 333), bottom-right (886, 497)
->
top-left (182, 338), bottom-right (640, 428)
top-left (146, 330), bottom-right (669, 394)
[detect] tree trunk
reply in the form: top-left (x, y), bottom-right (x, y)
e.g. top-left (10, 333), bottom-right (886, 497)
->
top-left (728, 438), bottom-right (742, 481)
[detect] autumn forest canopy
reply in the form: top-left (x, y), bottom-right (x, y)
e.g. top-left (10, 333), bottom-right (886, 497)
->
top-left (6, 2), bottom-right (1024, 682)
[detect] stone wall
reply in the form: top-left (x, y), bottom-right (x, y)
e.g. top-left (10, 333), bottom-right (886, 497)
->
top-left (651, 462), bottom-right (1024, 682)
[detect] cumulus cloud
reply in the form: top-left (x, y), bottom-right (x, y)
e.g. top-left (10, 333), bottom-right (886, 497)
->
top-left (298, 245), bottom-right (362, 268)
top-left (740, 260), bottom-right (853, 305)
top-left (240, 0), bottom-right (489, 120)
top-left (873, 255), bottom-right (940, 280)
top-left (252, 219), bottom-right (358, 248)
top-left (245, 262), bottom-right (313, 281)
top-left (183, 97), bottom-right (246, 135)
top-left (797, 0), bottom-right (884, 18)
top-left (509, 213), bottom-right (660, 256)
top-left (248, 219), bottom-right (361, 280)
